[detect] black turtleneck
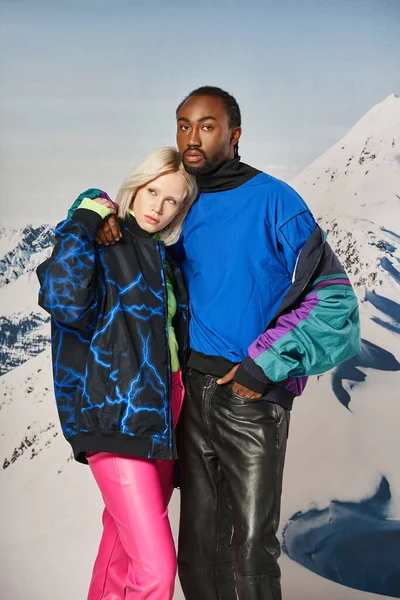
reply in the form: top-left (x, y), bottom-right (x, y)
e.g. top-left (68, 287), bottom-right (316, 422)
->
top-left (195, 157), bottom-right (261, 193)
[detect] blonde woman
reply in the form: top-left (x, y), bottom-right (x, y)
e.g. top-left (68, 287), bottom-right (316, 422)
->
top-left (37, 147), bottom-right (197, 600)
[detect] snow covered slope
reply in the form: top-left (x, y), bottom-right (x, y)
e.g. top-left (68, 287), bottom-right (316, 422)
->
top-left (292, 94), bottom-right (400, 296)
top-left (293, 94), bottom-right (400, 222)
top-left (282, 94), bottom-right (400, 597)
top-left (0, 224), bottom-right (54, 375)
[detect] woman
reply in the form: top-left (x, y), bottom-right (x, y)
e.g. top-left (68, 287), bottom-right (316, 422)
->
top-left (37, 147), bottom-right (197, 600)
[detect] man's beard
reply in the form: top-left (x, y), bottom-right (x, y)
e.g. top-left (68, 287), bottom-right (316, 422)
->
top-left (183, 148), bottom-right (227, 175)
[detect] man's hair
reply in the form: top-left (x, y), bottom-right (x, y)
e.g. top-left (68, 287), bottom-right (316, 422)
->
top-left (116, 147), bottom-right (198, 245)
top-left (176, 86), bottom-right (241, 157)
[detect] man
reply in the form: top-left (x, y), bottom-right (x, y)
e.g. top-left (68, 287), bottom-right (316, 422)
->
top-left (79, 86), bottom-right (361, 600)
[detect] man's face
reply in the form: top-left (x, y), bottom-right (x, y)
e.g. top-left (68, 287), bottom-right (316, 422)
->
top-left (176, 95), bottom-right (241, 175)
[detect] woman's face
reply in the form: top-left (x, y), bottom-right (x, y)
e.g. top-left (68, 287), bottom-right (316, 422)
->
top-left (131, 172), bottom-right (187, 234)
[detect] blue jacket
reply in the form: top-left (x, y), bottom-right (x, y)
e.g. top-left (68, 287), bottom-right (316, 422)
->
top-left (171, 171), bottom-right (361, 401)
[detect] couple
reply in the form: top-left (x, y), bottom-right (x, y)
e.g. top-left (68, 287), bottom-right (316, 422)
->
top-left (37, 86), bottom-right (361, 600)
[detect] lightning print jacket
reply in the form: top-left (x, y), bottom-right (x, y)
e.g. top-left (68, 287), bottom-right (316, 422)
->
top-left (37, 203), bottom-right (188, 464)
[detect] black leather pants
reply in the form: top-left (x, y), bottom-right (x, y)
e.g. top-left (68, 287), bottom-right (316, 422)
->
top-left (177, 368), bottom-right (290, 600)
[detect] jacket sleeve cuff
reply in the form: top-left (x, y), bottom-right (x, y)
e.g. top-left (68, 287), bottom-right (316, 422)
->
top-left (67, 188), bottom-right (115, 219)
top-left (234, 358), bottom-right (272, 395)
top-left (71, 207), bottom-right (103, 233)
top-left (77, 197), bottom-right (112, 219)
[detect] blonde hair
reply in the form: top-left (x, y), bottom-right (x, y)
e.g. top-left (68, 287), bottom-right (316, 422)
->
top-left (115, 147), bottom-right (198, 246)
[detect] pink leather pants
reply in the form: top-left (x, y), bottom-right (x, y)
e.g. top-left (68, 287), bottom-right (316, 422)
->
top-left (87, 371), bottom-right (184, 600)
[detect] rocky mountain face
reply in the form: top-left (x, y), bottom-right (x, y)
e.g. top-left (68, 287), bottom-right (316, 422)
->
top-left (0, 224), bottom-right (55, 285)
top-left (0, 224), bottom-right (54, 375)
top-left (292, 94), bottom-right (400, 295)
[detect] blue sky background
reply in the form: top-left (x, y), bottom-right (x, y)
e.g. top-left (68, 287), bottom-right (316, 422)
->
top-left (1, 0), bottom-right (399, 224)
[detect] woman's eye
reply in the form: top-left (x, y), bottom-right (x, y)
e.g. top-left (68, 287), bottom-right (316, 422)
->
top-left (166, 198), bottom-right (176, 205)
top-left (148, 188), bottom-right (156, 195)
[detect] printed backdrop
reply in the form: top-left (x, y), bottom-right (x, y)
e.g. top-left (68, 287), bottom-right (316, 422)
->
top-left (1, 94), bottom-right (399, 600)
top-left (1, 1), bottom-right (399, 598)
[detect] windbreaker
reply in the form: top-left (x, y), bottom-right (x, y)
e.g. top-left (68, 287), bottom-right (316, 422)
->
top-left (37, 201), bottom-right (188, 463)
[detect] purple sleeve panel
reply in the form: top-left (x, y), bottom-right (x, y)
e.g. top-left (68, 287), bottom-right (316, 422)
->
top-left (313, 279), bottom-right (351, 291)
top-left (98, 191), bottom-right (119, 213)
top-left (248, 292), bottom-right (320, 360)
top-left (286, 376), bottom-right (308, 396)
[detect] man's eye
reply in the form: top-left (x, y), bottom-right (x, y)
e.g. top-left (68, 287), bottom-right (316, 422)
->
top-left (202, 125), bottom-right (213, 131)
top-left (180, 125), bottom-right (190, 131)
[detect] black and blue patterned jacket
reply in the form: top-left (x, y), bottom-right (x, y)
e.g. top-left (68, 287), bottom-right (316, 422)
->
top-left (37, 206), bottom-right (189, 464)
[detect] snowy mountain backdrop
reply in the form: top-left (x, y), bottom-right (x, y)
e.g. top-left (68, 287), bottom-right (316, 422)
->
top-left (0, 95), bottom-right (399, 600)
top-left (0, 224), bottom-right (54, 375)
top-left (282, 93), bottom-right (400, 598)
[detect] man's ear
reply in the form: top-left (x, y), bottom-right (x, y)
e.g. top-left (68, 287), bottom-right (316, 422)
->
top-left (230, 126), bottom-right (242, 148)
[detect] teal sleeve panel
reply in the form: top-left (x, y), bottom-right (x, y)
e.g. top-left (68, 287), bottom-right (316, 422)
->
top-left (67, 188), bottom-right (112, 218)
top-left (249, 274), bottom-right (361, 382)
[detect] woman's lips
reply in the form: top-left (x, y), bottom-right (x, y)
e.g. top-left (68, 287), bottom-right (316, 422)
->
top-left (144, 215), bottom-right (160, 225)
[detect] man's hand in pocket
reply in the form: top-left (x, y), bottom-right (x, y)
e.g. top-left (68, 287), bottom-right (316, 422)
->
top-left (217, 365), bottom-right (262, 399)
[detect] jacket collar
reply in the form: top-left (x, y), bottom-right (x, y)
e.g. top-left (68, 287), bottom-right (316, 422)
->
top-left (122, 211), bottom-right (154, 240)
top-left (196, 157), bottom-right (261, 193)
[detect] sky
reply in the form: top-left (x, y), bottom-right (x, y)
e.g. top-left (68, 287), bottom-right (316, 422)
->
top-left (0, 0), bottom-right (399, 225)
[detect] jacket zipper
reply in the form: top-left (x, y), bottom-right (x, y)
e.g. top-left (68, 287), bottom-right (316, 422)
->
top-left (157, 241), bottom-right (174, 455)
top-left (167, 254), bottom-right (190, 374)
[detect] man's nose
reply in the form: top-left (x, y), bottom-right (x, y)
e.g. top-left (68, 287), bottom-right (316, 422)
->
top-left (188, 127), bottom-right (201, 147)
